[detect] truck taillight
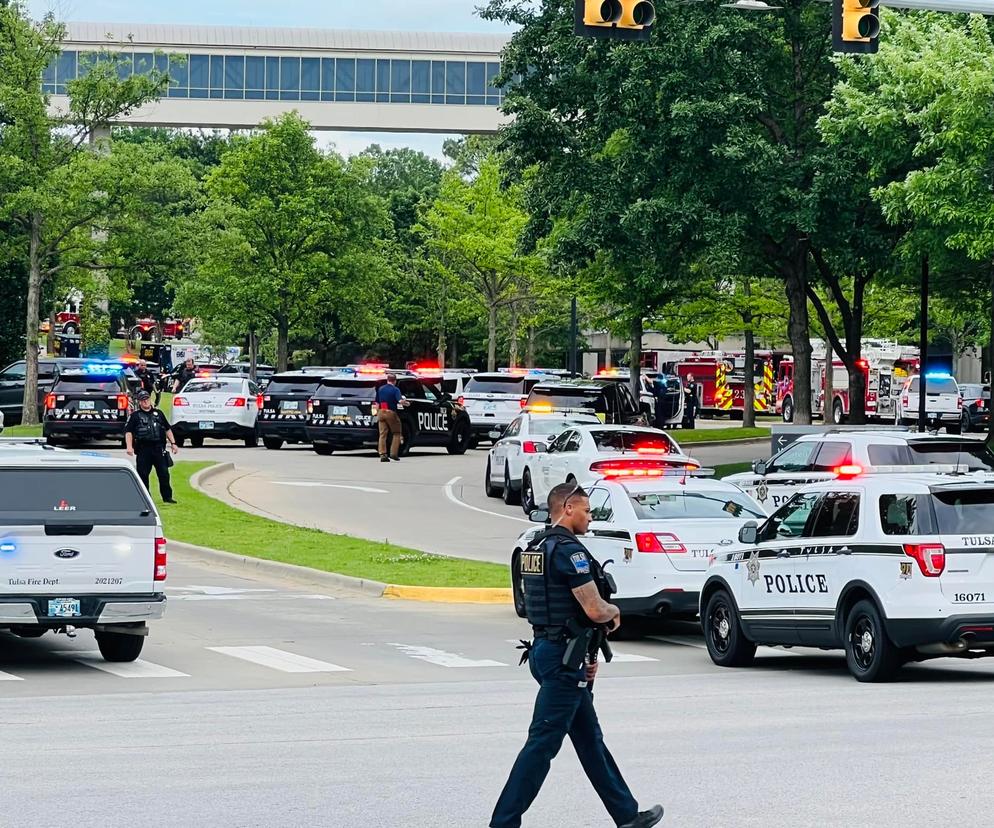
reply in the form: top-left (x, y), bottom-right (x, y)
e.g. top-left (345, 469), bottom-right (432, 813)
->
top-left (307, 399), bottom-right (314, 414)
top-left (116, 394), bottom-right (129, 410)
top-left (173, 396), bottom-right (188, 407)
top-left (256, 394), bottom-right (264, 409)
top-left (44, 393), bottom-right (56, 409)
top-left (154, 537), bottom-right (167, 581)
top-left (635, 532), bottom-right (686, 554)
top-left (903, 543), bottom-right (944, 577)
top-left (957, 396), bottom-right (963, 409)
top-left (371, 402), bottom-right (379, 416)
top-left (225, 397), bottom-right (247, 407)
top-left (519, 397), bottom-right (528, 408)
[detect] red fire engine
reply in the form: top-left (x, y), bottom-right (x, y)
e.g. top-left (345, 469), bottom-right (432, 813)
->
top-left (667, 351), bottom-right (785, 418)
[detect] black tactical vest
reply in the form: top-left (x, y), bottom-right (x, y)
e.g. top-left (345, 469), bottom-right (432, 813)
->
top-left (134, 410), bottom-right (163, 444)
top-left (521, 528), bottom-right (586, 628)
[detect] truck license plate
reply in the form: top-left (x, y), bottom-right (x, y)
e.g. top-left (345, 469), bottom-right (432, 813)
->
top-left (48, 598), bottom-right (81, 618)
top-left (198, 420), bottom-right (215, 430)
top-left (332, 406), bottom-right (348, 416)
top-left (281, 400), bottom-right (300, 411)
top-left (78, 400), bottom-right (95, 410)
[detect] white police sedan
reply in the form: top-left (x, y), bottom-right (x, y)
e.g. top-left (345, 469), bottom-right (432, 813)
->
top-left (485, 411), bottom-right (602, 505)
top-left (511, 470), bottom-right (766, 621)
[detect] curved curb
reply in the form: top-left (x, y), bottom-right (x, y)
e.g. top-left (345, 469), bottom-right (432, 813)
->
top-left (383, 585), bottom-right (512, 604)
top-left (189, 461), bottom-right (236, 495)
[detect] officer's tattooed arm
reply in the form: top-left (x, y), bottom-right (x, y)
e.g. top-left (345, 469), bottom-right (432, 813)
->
top-left (572, 583), bottom-right (621, 632)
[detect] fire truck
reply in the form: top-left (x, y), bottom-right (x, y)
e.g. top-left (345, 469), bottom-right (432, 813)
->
top-left (666, 351), bottom-right (784, 418)
top-left (776, 340), bottom-right (920, 423)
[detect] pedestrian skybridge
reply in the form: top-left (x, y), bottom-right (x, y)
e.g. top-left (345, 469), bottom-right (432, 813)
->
top-left (48, 23), bottom-right (511, 133)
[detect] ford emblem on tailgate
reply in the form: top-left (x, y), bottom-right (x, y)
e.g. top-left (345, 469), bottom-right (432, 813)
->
top-left (54, 548), bottom-right (80, 559)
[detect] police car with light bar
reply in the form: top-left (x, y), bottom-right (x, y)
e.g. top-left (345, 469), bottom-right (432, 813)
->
top-left (519, 424), bottom-right (693, 514)
top-left (42, 362), bottom-right (133, 446)
top-left (725, 430), bottom-right (994, 513)
top-left (702, 463), bottom-right (994, 681)
top-left (511, 468), bottom-right (765, 621)
top-left (305, 369), bottom-right (473, 456)
top-left (0, 440), bottom-right (166, 662)
top-left (258, 371), bottom-right (326, 450)
top-left (461, 370), bottom-right (552, 443)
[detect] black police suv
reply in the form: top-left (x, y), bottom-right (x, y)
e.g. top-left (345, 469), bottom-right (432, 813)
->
top-left (259, 372), bottom-right (326, 450)
top-left (42, 365), bottom-right (133, 446)
top-left (959, 383), bottom-right (991, 433)
top-left (525, 380), bottom-right (646, 426)
top-left (0, 357), bottom-right (91, 425)
top-left (305, 373), bottom-right (473, 456)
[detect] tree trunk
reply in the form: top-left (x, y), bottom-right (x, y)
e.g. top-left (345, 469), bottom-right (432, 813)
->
top-left (847, 277), bottom-right (867, 424)
top-left (248, 328), bottom-right (258, 382)
top-left (525, 325), bottom-right (536, 369)
top-left (785, 263), bottom-right (812, 425)
top-left (629, 315), bottom-right (643, 407)
top-left (508, 302), bottom-right (519, 368)
top-left (451, 333), bottom-right (458, 368)
top-left (987, 266), bottom-right (994, 447)
top-left (276, 315), bottom-right (289, 371)
top-left (487, 303), bottom-right (497, 372)
top-left (436, 328), bottom-right (446, 370)
top-left (22, 214), bottom-right (43, 426)
top-left (742, 279), bottom-right (756, 428)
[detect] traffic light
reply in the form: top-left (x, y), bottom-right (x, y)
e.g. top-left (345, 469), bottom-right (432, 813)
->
top-left (575, 0), bottom-right (655, 41)
top-left (832, 0), bottom-right (879, 54)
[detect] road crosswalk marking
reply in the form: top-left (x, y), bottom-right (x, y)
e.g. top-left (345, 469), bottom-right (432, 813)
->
top-left (55, 651), bottom-right (190, 678)
top-left (0, 669), bottom-right (23, 681)
top-left (389, 643), bottom-right (507, 668)
top-left (208, 645), bottom-right (352, 673)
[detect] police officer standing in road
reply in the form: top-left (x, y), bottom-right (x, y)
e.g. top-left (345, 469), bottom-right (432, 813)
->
top-left (490, 482), bottom-right (663, 828)
top-left (172, 357), bottom-right (197, 393)
top-left (125, 390), bottom-right (179, 503)
top-left (375, 372), bottom-right (408, 462)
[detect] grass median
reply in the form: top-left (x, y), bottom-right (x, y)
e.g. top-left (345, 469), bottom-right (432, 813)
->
top-left (153, 461), bottom-right (511, 588)
top-left (672, 426), bottom-right (770, 444)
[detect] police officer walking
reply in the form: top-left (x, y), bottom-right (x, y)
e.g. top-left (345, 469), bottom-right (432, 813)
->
top-left (125, 390), bottom-right (179, 503)
top-left (172, 357), bottom-right (197, 393)
top-left (490, 482), bottom-right (663, 828)
top-left (375, 372), bottom-right (408, 462)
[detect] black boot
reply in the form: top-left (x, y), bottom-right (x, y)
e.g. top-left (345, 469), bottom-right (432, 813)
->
top-left (619, 805), bottom-right (664, 828)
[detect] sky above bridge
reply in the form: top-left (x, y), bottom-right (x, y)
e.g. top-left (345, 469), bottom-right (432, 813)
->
top-left (26, 0), bottom-right (515, 159)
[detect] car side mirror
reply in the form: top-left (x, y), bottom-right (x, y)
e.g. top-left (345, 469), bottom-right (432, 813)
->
top-left (751, 459), bottom-right (768, 476)
top-left (529, 508), bottom-right (549, 523)
top-left (738, 522), bottom-right (759, 544)
top-left (488, 429), bottom-right (502, 440)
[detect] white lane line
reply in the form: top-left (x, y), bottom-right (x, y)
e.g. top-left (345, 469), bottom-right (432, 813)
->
top-left (389, 643), bottom-right (507, 668)
top-left (0, 670), bottom-right (23, 681)
top-left (444, 476), bottom-right (531, 524)
top-left (170, 594), bottom-right (336, 602)
top-left (648, 635), bottom-right (707, 650)
top-left (208, 645), bottom-right (351, 673)
top-left (274, 481), bottom-right (388, 494)
top-left (56, 652), bottom-right (189, 678)
top-left (167, 585), bottom-right (276, 595)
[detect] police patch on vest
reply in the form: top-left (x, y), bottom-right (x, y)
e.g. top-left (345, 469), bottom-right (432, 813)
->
top-left (570, 552), bottom-right (590, 574)
top-left (520, 552), bottom-right (544, 575)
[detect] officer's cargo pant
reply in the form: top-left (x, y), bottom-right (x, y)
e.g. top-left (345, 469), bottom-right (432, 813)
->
top-left (136, 443), bottom-right (173, 501)
top-left (377, 409), bottom-right (402, 459)
top-left (490, 638), bottom-right (639, 828)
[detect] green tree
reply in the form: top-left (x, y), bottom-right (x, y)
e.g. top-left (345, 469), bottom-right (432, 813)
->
top-left (0, 4), bottom-right (173, 423)
top-left (179, 113), bottom-right (393, 371)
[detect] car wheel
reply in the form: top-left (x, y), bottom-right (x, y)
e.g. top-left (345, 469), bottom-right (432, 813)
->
top-left (313, 444), bottom-right (334, 456)
top-left (244, 432), bottom-right (259, 448)
top-left (520, 470), bottom-right (536, 515)
top-left (962, 412), bottom-right (972, 433)
top-left (511, 551), bottom-right (527, 618)
top-left (484, 458), bottom-right (501, 498)
top-left (844, 599), bottom-right (900, 682)
top-left (946, 421), bottom-right (962, 435)
top-left (62, 322), bottom-right (79, 335)
top-left (782, 397), bottom-right (794, 423)
top-left (703, 589), bottom-right (756, 667)
top-left (263, 437), bottom-right (284, 450)
top-left (832, 398), bottom-right (845, 425)
top-left (174, 436), bottom-right (186, 448)
top-left (45, 436), bottom-right (59, 447)
top-left (446, 419), bottom-right (472, 455)
top-left (503, 464), bottom-right (520, 505)
top-left (190, 436), bottom-right (204, 448)
top-left (95, 631), bottom-right (145, 663)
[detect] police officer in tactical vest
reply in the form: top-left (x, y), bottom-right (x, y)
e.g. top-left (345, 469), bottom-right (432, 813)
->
top-left (490, 483), bottom-right (663, 828)
top-left (125, 390), bottom-right (179, 503)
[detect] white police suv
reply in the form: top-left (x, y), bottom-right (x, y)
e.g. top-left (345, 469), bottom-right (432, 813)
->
top-left (0, 440), bottom-right (166, 662)
top-left (511, 469), bottom-right (765, 621)
top-left (702, 466), bottom-right (994, 681)
top-left (725, 430), bottom-right (994, 513)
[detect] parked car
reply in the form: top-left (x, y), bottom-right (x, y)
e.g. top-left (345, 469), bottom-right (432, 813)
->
top-left (0, 358), bottom-right (88, 425)
top-left (959, 382), bottom-right (990, 433)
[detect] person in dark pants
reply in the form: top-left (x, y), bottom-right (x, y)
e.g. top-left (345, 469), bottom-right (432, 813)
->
top-left (125, 390), bottom-right (179, 503)
top-left (375, 372), bottom-right (408, 462)
top-left (490, 483), bottom-right (663, 828)
top-left (682, 373), bottom-right (698, 429)
top-left (134, 359), bottom-right (155, 394)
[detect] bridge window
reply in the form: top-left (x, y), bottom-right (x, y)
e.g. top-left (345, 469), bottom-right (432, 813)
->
top-left (56, 49), bottom-right (502, 107)
top-left (301, 58), bottom-right (320, 101)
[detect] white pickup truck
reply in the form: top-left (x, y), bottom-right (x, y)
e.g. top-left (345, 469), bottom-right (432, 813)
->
top-left (0, 440), bottom-right (166, 661)
top-left (895, 374), bottom-right (962, 433)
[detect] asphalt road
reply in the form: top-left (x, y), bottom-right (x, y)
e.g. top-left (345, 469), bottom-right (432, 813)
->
top-left (169, 437), bottom-right (770, 564)
top-left (4, 553), bottom-right (994, 827)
